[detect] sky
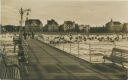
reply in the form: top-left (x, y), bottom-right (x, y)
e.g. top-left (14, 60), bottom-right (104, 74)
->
top-left (1, 0), bottom-right (128, 26)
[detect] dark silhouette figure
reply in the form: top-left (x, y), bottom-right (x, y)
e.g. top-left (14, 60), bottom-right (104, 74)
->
top-left (32, 32), bottom-right (35, 39)
top-left (23, 32), bottom-right (27, 39)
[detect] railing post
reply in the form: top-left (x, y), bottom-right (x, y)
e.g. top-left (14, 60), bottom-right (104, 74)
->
top-left (78, 41), bottom-right (79, 58)
top-left (63, 43), bottom-right (64, 51)
top-left (89, 43), bottom-right (91, 62)
top-left (70, 43), bottom-right (71, 54)
top-left (126, 68), bottom-right (128, 79)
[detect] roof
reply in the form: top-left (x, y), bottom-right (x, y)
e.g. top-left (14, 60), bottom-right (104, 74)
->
top-left (25, 19), bottom-right (42, 25)
top-left (113, 22), bottom-right (121, 25)
top-left (64, 21), bottom-right (75, 25)
top-left (47, 19), bottom-right (58, 25)
top-left (27, 19), bottom-right (41, 21)
top-left (106, 21), bottom-right (122, 26)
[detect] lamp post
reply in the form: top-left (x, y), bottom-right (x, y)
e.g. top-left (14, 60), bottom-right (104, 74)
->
top-left (18, 7), bottom-right (31, 66)
top-left (19, 8), bottom-right (31, 39)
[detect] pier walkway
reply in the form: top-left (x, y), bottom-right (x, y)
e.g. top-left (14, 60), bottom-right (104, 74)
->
top-left (19, 39), bottom-right (126, 80)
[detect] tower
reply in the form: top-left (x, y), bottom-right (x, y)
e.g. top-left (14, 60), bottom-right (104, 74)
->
top-left (109, 18), bottom-right (114, 32)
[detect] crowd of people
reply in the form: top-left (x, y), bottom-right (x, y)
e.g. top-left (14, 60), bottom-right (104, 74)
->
top-left (41, 34), bottom-right (128, 44)
top-left (23, 31), bottom-right (35, 39)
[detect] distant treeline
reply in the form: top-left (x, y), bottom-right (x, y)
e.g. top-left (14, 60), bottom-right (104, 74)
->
top-left (89, 27), bottom-right (108, 33)
top-left (0, 25), bottom-right (116, 33)
top-left (1, 25), bottom-right (20, 32)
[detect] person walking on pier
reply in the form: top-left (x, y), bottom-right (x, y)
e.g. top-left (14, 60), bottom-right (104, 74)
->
top-left (23, 32), bottom-right (27, 40)
top-left (32, 31), bottom-right (35, 39)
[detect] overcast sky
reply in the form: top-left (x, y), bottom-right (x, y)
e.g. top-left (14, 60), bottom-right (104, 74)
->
top-left (1, 0), bottom-right (128, 26)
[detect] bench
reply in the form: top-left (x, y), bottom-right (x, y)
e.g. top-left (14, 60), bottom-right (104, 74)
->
top-left (103, 48), bottom-right (128, 67)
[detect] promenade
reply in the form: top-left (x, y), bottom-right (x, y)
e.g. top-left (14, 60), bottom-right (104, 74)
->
top-left (19, 39), bottom-right (126, 80)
